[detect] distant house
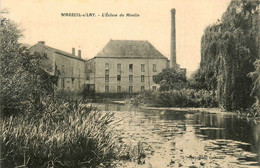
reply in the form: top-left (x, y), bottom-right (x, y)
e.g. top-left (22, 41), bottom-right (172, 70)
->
top-left (29, 41), bottom-right (87, 93)
top-left (85, 40), bottom-right (170, 93)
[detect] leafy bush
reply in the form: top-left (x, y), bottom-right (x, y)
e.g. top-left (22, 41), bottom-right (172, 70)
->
top-left (1, 100), bottom-right (120, 167)
top-left (132, 89), bottom-right (218, 108)
top-left (154, 68), bottom-right (187, 91)
top-left (0, 14), bottom-right (57, 116)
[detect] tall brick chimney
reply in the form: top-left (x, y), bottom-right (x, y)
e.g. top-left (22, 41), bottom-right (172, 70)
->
top-left (72, 48), bottom-right (75, 56)
top-left (170, 8), bottom-right (176, 67)
top-left (78, 50), bottom-right (81, 58)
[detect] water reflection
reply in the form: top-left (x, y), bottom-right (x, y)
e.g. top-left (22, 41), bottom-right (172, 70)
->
top-left (96, 103), bottom-right (260, 167)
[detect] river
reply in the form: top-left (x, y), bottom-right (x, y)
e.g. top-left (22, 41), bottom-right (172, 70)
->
top-left (95, 103), bottom-right (260, 168)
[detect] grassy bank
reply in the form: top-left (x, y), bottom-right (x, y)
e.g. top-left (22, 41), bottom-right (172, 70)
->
top-left (1, 100), bottom-right (121, 167)
top-left (132, 89), bottom-right (259, 117)
top-left (132, 89), bottom-right (218, 108)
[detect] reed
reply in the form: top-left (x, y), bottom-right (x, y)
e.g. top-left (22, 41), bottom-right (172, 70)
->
top-left (1, 100), bottom-right (120, 167)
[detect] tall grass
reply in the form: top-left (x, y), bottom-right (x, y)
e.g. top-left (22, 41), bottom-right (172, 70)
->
top-left (132, 89), bottom-right (218, 108)
top-left (1, 100), bottom-right (120, 167)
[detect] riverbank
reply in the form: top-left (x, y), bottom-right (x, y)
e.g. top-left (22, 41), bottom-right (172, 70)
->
top-left (97, 99), bottom-right (260, 120)
top-left (140, 106), bottom-right (236, 115)
top-left (140, 106), bottom-right (260, 121)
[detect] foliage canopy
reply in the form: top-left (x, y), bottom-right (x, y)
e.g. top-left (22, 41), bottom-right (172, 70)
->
top-left (0, 13), bottom-right (57, 116)
top-left (154, 68), bottom-right (187, 91)
top-left (194, 0), bottom-right (259, 111)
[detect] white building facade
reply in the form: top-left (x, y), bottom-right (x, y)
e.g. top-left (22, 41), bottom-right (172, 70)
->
top-left (85, 40), bottom-right (169, 93)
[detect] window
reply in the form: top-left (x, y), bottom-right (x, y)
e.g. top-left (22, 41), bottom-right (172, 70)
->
top-left (141, 64), bottom-right (145, 72)
top-left (117, 86), bottom-right (121, 92)
top-left (141, 75), bottom-right (145, 82)
top-left (152, 86), bottom-right (156, 91)
top-left (117, 64), bottom-right (121, 70)
top-left (129, 64), bottom-right (133, 72)
top-left (117, 75), bottom-right (121, 81)
top-left (153, 64), bottom-right (157, 72)
top-left (105, 69), bottom-right (109, 74)
top-left (129, 86), bottom-right (133, 93)
top-left (105, 63), bottom-right (109, 69)
top-left (141, 86), bottom-right (145, 91)
top-left (129, 75), bottom-right (133, 82)
top-left (61, 65), bottom-right (65, 74)
top-left (105, 75), bottom-right (109, 82)
top-left (105, 86), bottom-right (109, 92)
top-left (153, 75), bottom-right (157, 82)
top-left (86, 75), bottom-right (90, 80)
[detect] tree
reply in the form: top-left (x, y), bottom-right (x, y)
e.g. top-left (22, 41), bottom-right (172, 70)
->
top-left (154, 68), bottom-right (187, 91)
top-left (188, 69), bottom-right (208, 91)
top-left (0, 12), bottom-right (57, 116)
top-left (249, 60), bottom-right (260, 112)
top-left (197, 0), bottom-right (259, 111)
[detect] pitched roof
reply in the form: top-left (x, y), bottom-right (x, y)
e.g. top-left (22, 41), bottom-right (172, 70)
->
top-left (95, 40), bottom-right (168, 59)
top-left (31, 43), bottom-right (86, 61)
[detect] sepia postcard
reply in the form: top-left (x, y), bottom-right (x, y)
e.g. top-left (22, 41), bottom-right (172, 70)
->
top-left (1, 0), bottom-right (259, 167)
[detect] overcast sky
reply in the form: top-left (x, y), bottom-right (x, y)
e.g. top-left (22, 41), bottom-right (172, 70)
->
top-left (2, 0), bottom-right (231, 74)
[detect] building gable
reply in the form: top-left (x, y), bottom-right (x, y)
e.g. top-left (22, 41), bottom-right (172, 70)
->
top-left (30, 43), bottom-right (86, 62)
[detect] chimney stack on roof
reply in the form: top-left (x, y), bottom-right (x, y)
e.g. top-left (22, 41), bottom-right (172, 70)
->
top-left (78, 50), bottom-right (81, 58)
top-left (38, 41), bottom-right (45, 45)
top-left (72, 48), bottom-right (75, 56)
top-left (170, 8), bottom-right (176, 67)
